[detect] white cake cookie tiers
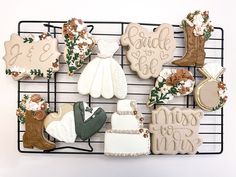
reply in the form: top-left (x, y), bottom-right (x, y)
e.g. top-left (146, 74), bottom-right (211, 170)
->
top-left (104, 99), bottom-right (150, 156)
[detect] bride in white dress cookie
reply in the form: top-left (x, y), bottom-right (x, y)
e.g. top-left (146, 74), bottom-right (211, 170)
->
top-left (78, 40), bottom-right (127, 99)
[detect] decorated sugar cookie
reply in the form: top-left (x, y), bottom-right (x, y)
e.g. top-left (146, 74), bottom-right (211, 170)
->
top-left (78, 40), bottom-right (127, 99)
top-left (16, 94), bottom-right (55, 150)
top-left (147, 68), bottom-right (195, 106)
top-left (63, 18), bottom-right (95, 75)
top-left (44, 104), bottom-right (76, 143)
top-left (149, 106), bottom-right (203, 154)
top-left (74, 102), bottom-right (107, 140)
top-left (194, 63), bottom-right (227, 111)
top-left (172, 10), bottom-right (214, 66)
top-left (121, 23), bottom-right (176, 79)
top-left (104, 100), bottom-right (150, 156)
top-left (44, 102), bottom-right (107, 142)
top-left (3, 33), bottom-right (60, 80)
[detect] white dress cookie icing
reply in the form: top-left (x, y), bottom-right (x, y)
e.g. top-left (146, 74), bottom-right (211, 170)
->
top-left (104, 100), bottom-right (150, 156)
top-left (44, 104), bottom-right (77, 143)
top-left (78, 40), bottom-right (127, 99)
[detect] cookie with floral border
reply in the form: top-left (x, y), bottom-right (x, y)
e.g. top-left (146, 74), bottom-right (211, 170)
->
top-left (172, 10), bottom-right (214, 66)
top-left (121, 23), bottom-right (176, 79)
top-left (147, 68), bottom-right (195, 106)
top-left (149, 106), bottom-right (203, 154)
top-left (63, 18), bottom-right (95, 75)
top-left (3, 33), bottom-right (60, 80)
top-left (194, 63), bottom-right (227, 111)
top-left (16, 94), bottom-right (55, 150)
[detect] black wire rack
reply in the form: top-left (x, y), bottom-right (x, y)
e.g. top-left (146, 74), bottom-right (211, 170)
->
top-left (17, 21), bottom-right (224, 155)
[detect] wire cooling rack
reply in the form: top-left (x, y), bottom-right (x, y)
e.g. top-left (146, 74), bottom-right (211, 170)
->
top-left (17, 21), bottom-right (224, 155)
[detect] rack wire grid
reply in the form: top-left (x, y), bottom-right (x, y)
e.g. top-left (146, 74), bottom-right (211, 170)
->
top-left (17, 21), bottom-right (224, 155)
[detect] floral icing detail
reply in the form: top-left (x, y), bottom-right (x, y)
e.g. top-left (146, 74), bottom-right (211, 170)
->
top-left (16, 94), bottom-right (50, 124)
top-left (23, 32), bottom-right (52, 43)
top-left (213, 82), bottom-right (227, 111)
top-left (63, 18), bottom-right (95, 75)
top-left (147, 69), bottom-right (195, 106)
top-left (181, 10), bottom-right (214, 40)
top-left (5, 32), bottom-right (59, 79)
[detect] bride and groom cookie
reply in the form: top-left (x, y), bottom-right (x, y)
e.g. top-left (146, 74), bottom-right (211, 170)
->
top-left (44, 102), bottom-right (107, 143)
top-left (17, 94), bottom-right (107, 150)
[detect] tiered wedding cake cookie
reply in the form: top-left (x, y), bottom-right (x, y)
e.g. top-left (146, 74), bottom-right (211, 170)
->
top-left (104, 100), bottom-right (150, 156)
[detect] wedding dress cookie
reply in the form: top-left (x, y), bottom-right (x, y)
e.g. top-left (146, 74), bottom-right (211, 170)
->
top-left (78, 40), bottom-right (127, 99)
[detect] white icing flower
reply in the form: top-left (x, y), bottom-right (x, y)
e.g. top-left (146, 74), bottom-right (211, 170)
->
top-left (34, 36), bottom-right (40, 42)
top-left (184, 80), bottom-right (193, 88)
top-left (160, 84), bottom-right (170, 95)
top-left (167, 94), bottom-right (174, 100)
top-left (11, 66), bottom-right (19, 72)
top-left (157, 76), bottom-right (164, 82)
top-left (73, 46), bottom-right (80, 53)
top-left (28, 101), bottom-right (39, 111)
top-left (160, 69), bottom-right (172, 79)
top-left (193, 14), bottom-right (204, 27)
top-left (193, 26), bottom-right (205, 36)
top-left (76, 24), bottom-right (84, 32)
top-left (219, 89), bottom-right (227, 98)
top-left (86, 38), bottom-right (93, 45)
top-left (176, 92), bottom-right (181, 96)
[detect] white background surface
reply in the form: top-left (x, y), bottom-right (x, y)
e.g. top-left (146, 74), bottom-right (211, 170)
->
top-left (0, 0), bottom-right (235, 177)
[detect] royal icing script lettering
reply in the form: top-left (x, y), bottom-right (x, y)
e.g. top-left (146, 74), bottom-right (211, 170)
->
top-left (3, 34), bottom-right (60, 80)
top-left (121, 23), bottom-right (176, 79)
top-left (149, 107), bottom-right (203, 154)
top-left (9, 41), bottom-right (52, 65)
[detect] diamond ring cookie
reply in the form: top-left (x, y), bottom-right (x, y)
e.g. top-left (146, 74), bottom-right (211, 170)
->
top-left (147, 68), bottom-right (195, 106)
top-left (104, 100), bottom-right (150, 156)
top-left (78, 40), bottom-right (127, 99)
top-left (121, 23), bottom-right (176, 79)
top-left (3, 33), bottom-right (60, 80)
top-left (172, 10), bottom-right (214, 66)
top-left (16, 94), bottom-right (55, 150)
top-left (194, 63), bottom-right (227, 111)
top-left (63, 18), bottom-right (95, 75)
top-left (149, 106), bottom-right (203, 154)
